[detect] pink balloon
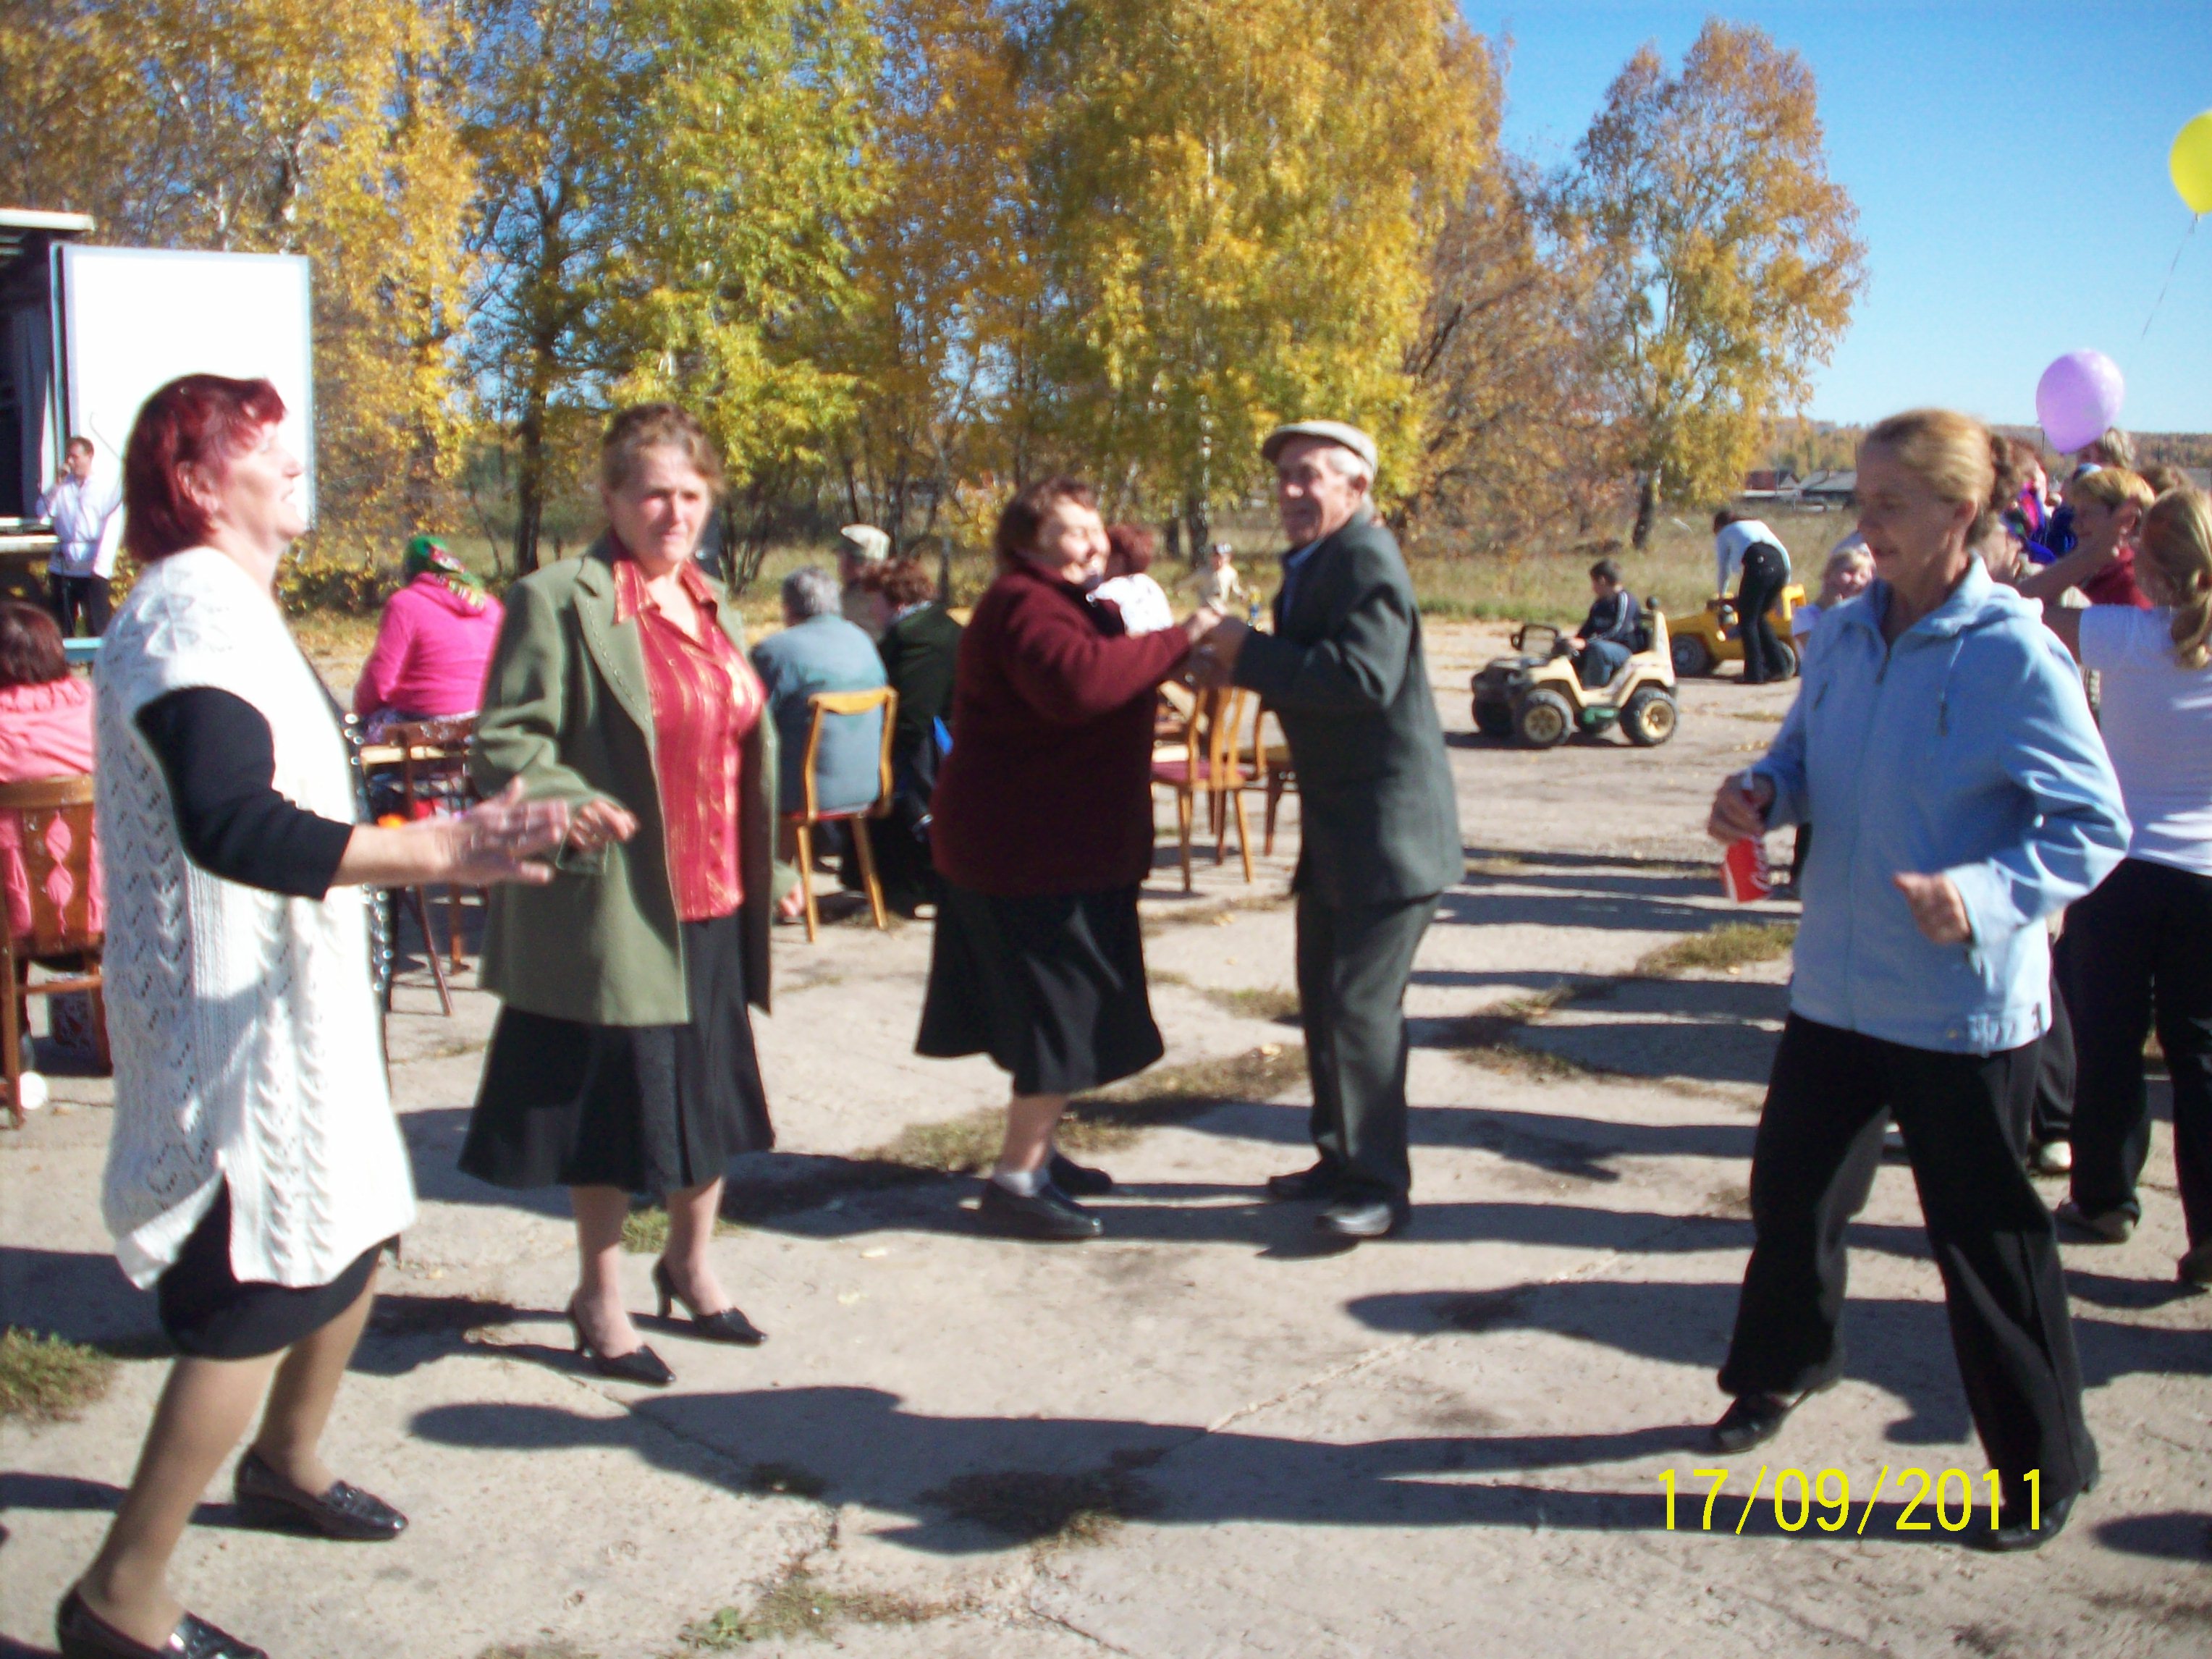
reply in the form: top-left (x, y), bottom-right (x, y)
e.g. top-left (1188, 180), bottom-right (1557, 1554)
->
top-left (2035, 351), bottom-right (2125, 455)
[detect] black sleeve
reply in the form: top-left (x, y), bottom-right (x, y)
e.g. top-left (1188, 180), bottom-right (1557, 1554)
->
top-left (135, 688), bottom-right (355, 899)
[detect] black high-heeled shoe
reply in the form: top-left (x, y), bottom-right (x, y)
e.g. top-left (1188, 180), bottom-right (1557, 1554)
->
top-left (565, 1299), bottom-right (675, 1386)
top-left (652, 1259), bottom-right (767, 1346)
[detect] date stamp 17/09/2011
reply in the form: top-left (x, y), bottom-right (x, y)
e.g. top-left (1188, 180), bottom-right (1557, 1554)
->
top-left (1660, 1466), bottom-right (2043, 1535)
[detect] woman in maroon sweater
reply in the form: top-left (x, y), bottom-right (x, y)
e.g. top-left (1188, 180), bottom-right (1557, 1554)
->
top-left (919, 476), bottom-right (1220, 1238)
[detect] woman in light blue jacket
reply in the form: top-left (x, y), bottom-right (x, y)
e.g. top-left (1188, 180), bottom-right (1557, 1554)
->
top-left (1705, 409), bottom-right (2129, 1551)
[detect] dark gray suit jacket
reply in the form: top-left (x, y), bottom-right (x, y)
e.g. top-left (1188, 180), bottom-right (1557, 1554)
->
top-left (1233, 507), bottom-right (1462, 906)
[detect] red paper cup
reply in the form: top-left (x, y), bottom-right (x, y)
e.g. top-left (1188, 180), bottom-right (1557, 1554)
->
top-left (1721, 837), bottom-right (1770, 903)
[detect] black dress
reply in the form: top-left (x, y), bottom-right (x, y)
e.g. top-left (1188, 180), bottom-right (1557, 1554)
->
top-left (460, 908), bottom-right (772, 1195)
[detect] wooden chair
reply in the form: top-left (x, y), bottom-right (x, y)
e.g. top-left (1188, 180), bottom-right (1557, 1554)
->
top-left (1149, 685), bottom-right (1254, 892)
top-left (374, 717), bottom-right (480, 1016)
top-left (1251, 705), bottom-right (1298, 857)
top-left (784, 687), bottom-right (898, 942)
top-left (1, 776), bottom-right (106, 1128)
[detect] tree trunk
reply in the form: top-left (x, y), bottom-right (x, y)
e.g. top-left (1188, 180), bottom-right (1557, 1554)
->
top-left (1630, 472), bottom-right (1659, 550)
top-left (1181, 491), bottom-right (1211, 567)
top-left (512, 394), bottom-right (546, 575)
top-left (1162, 517), bottom-right (1183, 566)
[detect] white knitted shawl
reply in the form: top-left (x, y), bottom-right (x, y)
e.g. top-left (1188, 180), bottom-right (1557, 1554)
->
top-left (95, 549), bottom-right (415, 1289)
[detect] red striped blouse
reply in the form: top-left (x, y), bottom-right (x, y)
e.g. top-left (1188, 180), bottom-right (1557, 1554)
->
top-left (615, 553), bottom-right (763, 921)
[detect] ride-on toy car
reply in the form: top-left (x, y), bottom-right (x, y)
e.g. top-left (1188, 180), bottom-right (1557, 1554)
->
top-left (1668, 584), bottom-right (1806, 679)
top-left (1471, 605), bottom-right (1679, 748)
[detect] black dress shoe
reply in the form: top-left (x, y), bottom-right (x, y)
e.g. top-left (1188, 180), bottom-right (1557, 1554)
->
top-left (57, 1587), bottom-right (267, 1659)
top-left (1710, 1382), bottom-right (1837, 1454)
top-left (232, 1447), bottom-right (406, 1542)
top-left (976, 1180), bottom-right (1102, 1241)
top-left (565, 1301), bottom-right (675, 1386)
top-left (1314, 1193), bottom-right (1407, 1239)
top-left (1265, 1162), bottom-right (1345, 1202)
top-left (1049, 1152), bottom-right (1115, 1197)
top-left (652, 1260), bottom-right (767, 1346)
top-left (1978, 1491), bottom-right (2076, 1552)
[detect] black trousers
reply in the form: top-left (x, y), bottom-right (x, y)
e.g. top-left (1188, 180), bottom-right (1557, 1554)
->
top-left (1720, 1014), bottom-right (2096, 1505)
top-left (2064, 857), bottom-right (2212, 1246)
top-left (2032, 943), bottom-right (2076, 1147)
top-left (47, 573), bottom-right (111, 638)
top-left (1295, 890), bottom-right (1438, 1202)
top-left (1734, 544), bottom-right (1788, 683)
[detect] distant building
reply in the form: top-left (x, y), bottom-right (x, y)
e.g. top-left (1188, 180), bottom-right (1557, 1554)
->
top-left (1794, 469), bottom-right (1857, 508)
top-left (1742, 469), bottom-right (1797, 493)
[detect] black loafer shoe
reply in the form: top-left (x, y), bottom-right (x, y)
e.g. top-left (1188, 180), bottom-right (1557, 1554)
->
top-left (1978, 1492), bottom-right (2076, 1552)
top-left (1314, 1194), bottom-right (1407, 1239)
top-left (233, 1447), bottom-right (407, 1542)
top-left (1049, 1152), bottom-right (1115, 1197)
top-left (58, 1587), bottom-right (267, 1659)
top-left (977, 1181), bottom-right (1102, 1241)
top-left (1710, 1393), bottom-right (1791, 1454)
top-left (1265, 1162), bottom-right (1344, 1202)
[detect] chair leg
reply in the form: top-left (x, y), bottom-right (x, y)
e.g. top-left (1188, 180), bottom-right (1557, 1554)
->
top-left (1175, 788), bottom-right (1194, 894)
top-left (447, 885), bottom-right (467, 973)
top-left (1265, 777), bottom-right (1286, 858)
top-left (795, 822), bottom-right (819, 942)
top-left (851, 819), bottom-right (889, 932)
top-left (408, 887), bottom-right (454, 1017)
top-left (1232, 788), bottom-right (1254, 884)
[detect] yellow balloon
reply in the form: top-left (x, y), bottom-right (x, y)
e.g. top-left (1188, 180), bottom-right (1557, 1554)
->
top-left (2174, 109), bottom-right (2212, 215)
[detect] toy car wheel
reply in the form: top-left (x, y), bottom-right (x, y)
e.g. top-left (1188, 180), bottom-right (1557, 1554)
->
top-left (1473, 698), bottom-right (1514, 739)
top-left (1514, 688), bottom-right (1574, 748)
top-left (1770, 639), bottom-right (1799, 680)
top-left (1671, 635), bottom-right (1713, 677)
top-left (1621, 687), bottom-right (1679, 747)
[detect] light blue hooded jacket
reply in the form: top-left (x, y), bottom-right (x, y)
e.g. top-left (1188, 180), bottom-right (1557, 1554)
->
top-left (1752, 560), bottom-right (2129, 1055)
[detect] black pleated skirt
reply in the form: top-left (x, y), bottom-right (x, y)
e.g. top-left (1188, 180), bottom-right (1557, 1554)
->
top-left (460, 909), bottom-right (772, 1196)
top-left (916, 882), bottom-right (1163, 1097)
top-left (158, 1183), bottom-right (386, 1360)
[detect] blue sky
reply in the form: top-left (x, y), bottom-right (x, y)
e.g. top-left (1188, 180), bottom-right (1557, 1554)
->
top-left (1463, 2), bottom-right (2211, 433)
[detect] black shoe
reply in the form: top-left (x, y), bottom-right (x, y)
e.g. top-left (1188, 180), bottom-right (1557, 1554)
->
top-left (1978, 1491), bottom-right (2076, 1552)
top-left (1314, 1193), bottom-right (1407, 1239)
top-left (57, 1587), bottom-right (267, 1659)
top-left (651, 1260), bottom-right (767, 1346)
top-left (232, 1446), bottom-right (405, 1542)
top-left (565, 1300), bottom-right (675, 1386)
top-left (1265, 1162), bottom-right (1344, 1202)
top-left (1049, 1152), bottom-right (1115, 1197)
top-left (1711, 1392), bottom-right (1794, 1453)
top-left (976, 1179), bottom-right (1102, 1241)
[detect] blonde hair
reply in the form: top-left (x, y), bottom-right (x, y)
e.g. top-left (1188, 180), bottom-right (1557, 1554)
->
top-left (599, 402), bottom-right (725, 497)
top-left (1861, 408), bottom-right (2008, 544)
top-left (2067, 466), bottom-right (2155, 518)
top-left (2140, 488), bottom-right (2212, 671)
top-left (2088, 428), bottom-right (2135, 469)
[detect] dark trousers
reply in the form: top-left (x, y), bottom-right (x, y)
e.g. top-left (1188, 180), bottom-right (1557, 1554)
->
top-left (2064, 858), bottom-right (2212, 1246)
top-left (2032, 943), bottom-right (2075, 1147)
top-left (47, 573), bottom-right (111, 638)
top-left (1720, 1014), bottom-right (2096, 1505)
top-left (1295, 890), bottom-right (1438, 1202)
top-left (1735, 544), bottom-right (1787, 683)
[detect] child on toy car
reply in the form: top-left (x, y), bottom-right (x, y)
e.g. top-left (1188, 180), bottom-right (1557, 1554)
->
top-left (1571, 558), bottom-right (1642, 687)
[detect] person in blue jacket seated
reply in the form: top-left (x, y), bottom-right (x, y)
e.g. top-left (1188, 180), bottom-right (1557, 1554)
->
top-left (1703, 408), bottom-right (2129, 1553)
top-left (1569, 557), bottom-right (1642, 686)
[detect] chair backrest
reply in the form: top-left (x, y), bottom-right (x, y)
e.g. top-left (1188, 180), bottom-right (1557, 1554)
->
top-left (1249, 704), bottom-right (1288, 777)
top-left (1172, 684), bottom-right (1249, 776)
top-left (0, 774), bottom-right (100, 958)
top-left (384, 717), bottom-right (478, 818)
top-left (800, 687), bottom-right (898, 819)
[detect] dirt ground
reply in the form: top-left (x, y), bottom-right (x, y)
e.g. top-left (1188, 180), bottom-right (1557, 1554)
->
top-left (2, 621), bottom-right (2207, 1658)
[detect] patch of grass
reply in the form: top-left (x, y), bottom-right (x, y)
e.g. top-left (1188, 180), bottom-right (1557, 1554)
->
top-left (682, 1569), bottom-right (961, 1649)
top-left (477, 1644), bottom-right (599, 1659)
top-left (620, 1204), bottom-right (748, 1253)
top-left (1633, 922), bottom-right (1797, 979)
top-left (1060, 1044), bottom-right (1309, 1150)
top-left (0, 1329), bottom-right (117, 1422)
top-left (921, 1464), bottom-right (1156, 1550)
top-left (746, 1461), bottom-right (828, 1500)
top-left (874, 1108), bottom-right (1008, 1175)
top-left (1433, 991), bottom-right (1607, 1081)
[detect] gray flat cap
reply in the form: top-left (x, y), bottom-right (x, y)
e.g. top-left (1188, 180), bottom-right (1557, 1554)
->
top-left (839, 523), bottom-right (891, 562)
top-left (1261, 420), bottom-right (1378, 473)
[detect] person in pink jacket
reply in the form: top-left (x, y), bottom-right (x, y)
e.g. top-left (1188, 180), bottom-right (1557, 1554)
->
top-left (0, 600), bottom-right (102, 944)
top-left (352, 536), bottom-right (505, 738)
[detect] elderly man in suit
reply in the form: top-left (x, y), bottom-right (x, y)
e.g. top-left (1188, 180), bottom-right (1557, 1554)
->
top-left (1194, 421), bottom-right (1461, 1238)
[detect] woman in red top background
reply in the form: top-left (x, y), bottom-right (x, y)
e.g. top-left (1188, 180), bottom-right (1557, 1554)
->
top-left (919, 476), bottom-right (1220, 1240)
top-left (463, 405), bottom-right (777, 1387)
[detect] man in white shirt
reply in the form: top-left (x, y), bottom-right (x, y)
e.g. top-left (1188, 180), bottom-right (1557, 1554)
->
top-left (36, 436), bottom-right (123, 638)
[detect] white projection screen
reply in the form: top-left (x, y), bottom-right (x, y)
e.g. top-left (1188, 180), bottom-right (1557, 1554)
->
top-left (58, 245), bottom-right (316, 525)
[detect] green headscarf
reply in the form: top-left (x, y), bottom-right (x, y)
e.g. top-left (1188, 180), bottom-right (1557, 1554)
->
top-left (403, 534), bottom-right (486, 606)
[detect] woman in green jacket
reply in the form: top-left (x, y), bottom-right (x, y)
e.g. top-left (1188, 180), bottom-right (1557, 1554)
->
top-left (462, 404), bottom-right (779, 1387)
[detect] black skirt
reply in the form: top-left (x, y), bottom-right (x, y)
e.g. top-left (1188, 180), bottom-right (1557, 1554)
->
top-left (158, 1183), bottom-right (385, 1360)
top-left (916, 882), bottom-right (1163, 1097)
top-left (460, 908), bottom-right (772, 1196)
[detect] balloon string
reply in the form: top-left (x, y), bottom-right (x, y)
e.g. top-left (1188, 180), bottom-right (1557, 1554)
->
top-left (2140, 216), bottom-right (2198, 340)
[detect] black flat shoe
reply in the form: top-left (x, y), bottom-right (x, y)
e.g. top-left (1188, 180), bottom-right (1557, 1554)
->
top-left (1710, 1382), bottom-right (1835, 1455)
top-left (652, 1260), bottom-right (766, 1346)
top-left (1314, 1193), bottom-right (1407, 1239)
top-left (1265, 1161), bottom-right (1344, 1202)
top-left (976, 1180), bottom-right (1102, 1241)
top-left (57, 1587), bottom-right (266, 1659)
top-left (232, 1447), bottom-right (405, 1542)
top-left (1049, 1152), bottom-right (1115, 1197)
top-left (565, 1300), bottom-right (675, 1386)
top-left (1977, 1492), bottom-right (2076, 1552)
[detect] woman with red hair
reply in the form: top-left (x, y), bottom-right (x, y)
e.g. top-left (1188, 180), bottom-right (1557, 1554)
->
top-left (58, 376), bottom-right (567, 1659)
